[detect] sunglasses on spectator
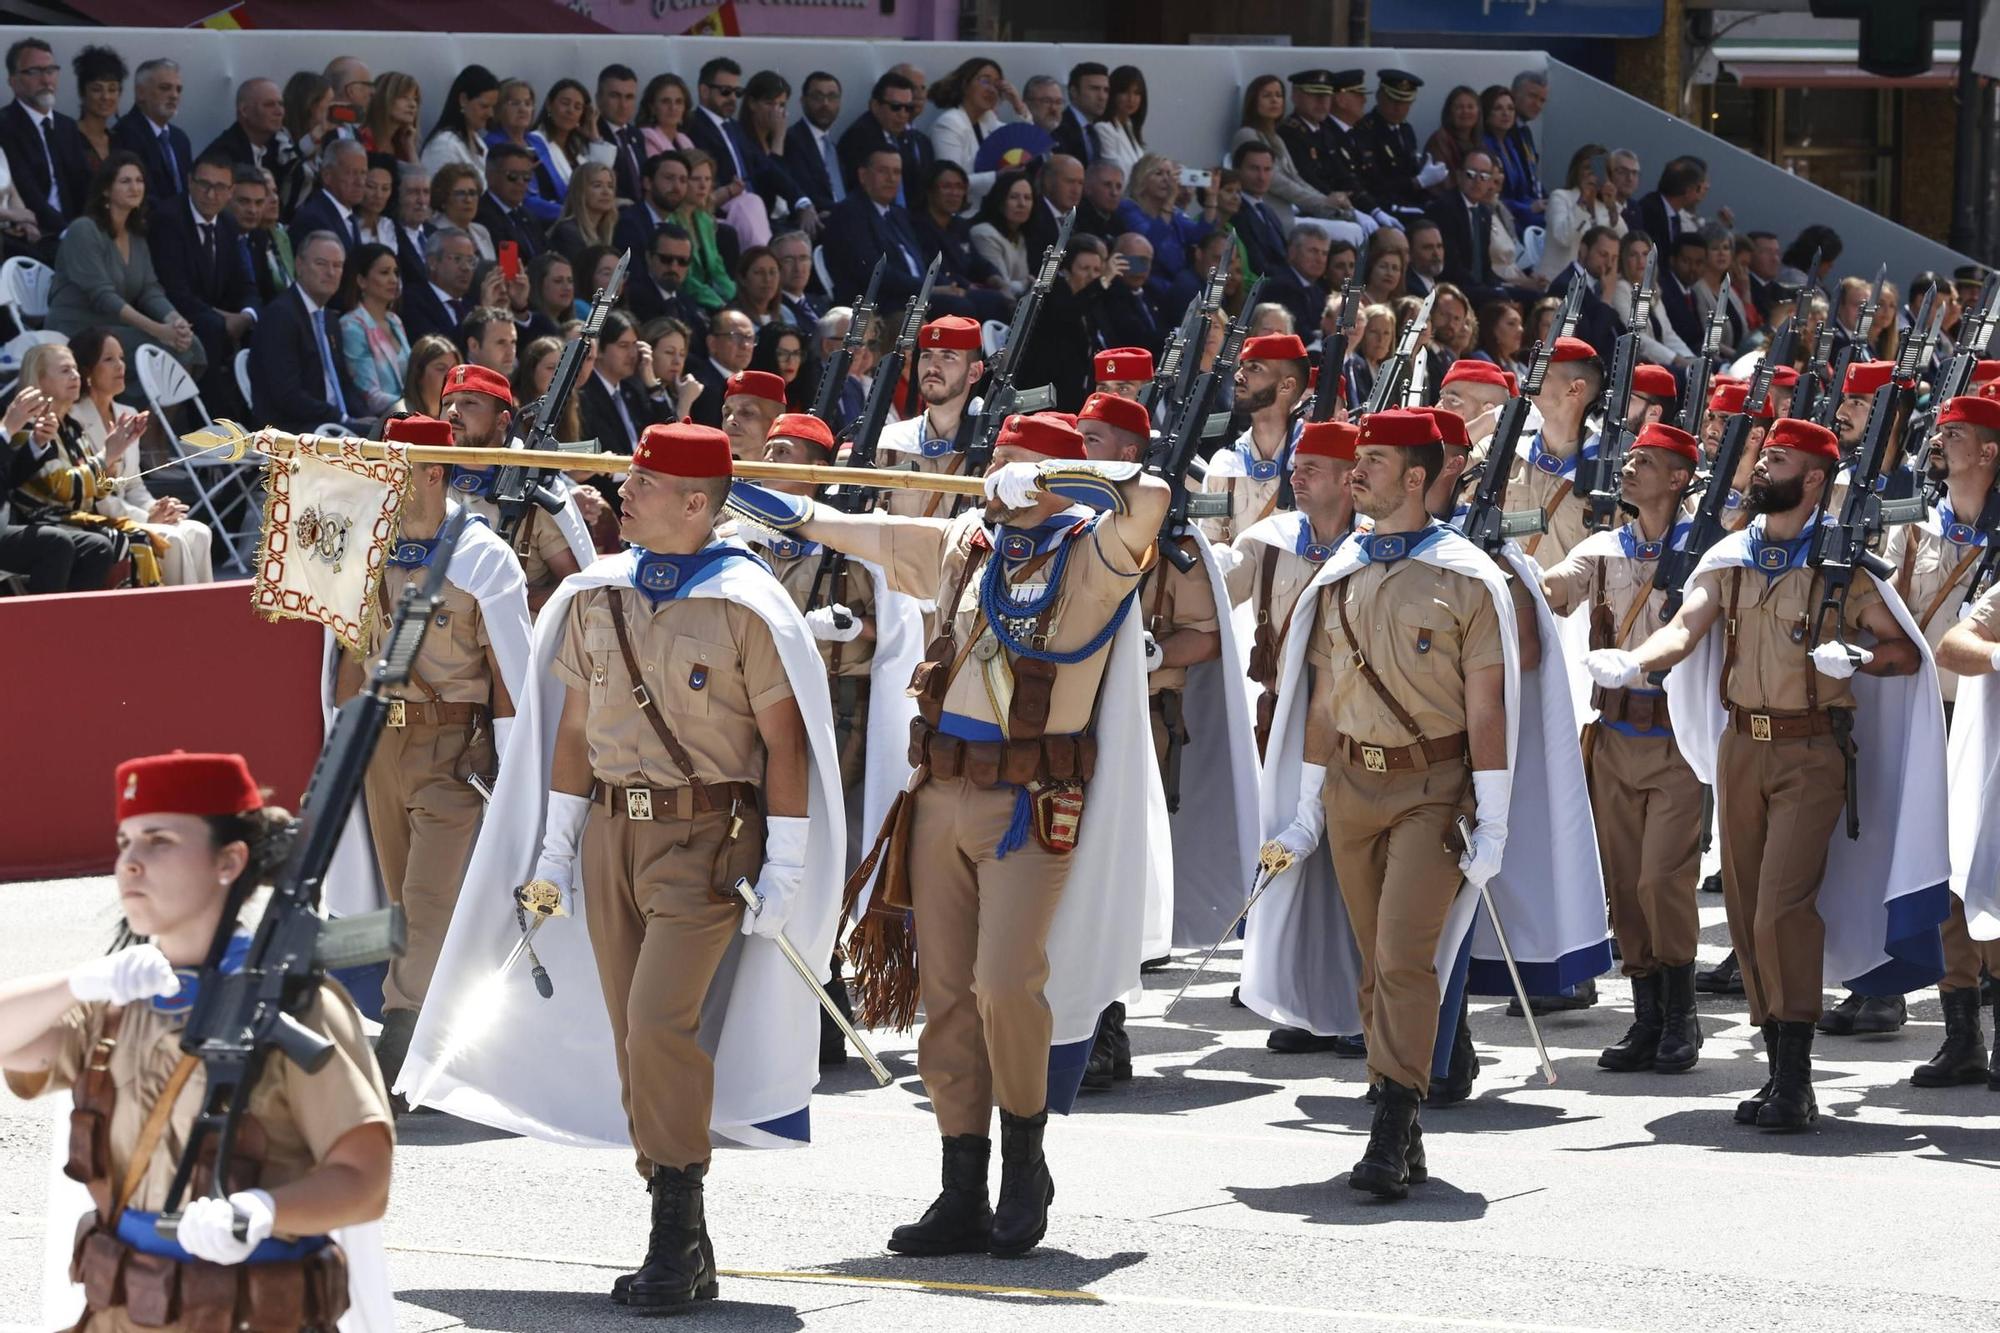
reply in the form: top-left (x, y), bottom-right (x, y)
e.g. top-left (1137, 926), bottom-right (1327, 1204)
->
top-left (501, 171), bottom-right (533, 183)
top-left (652, 252), bottom-right (691, 266)
top-left (1462, 169), bottom-right (1494, 181)
top-left (716, 331), bottom-right (756, 343)
top-left (15, 63), bottom-right (58, 78)
top-left (878, 99), bottom-right (915, 114)
top-left (703, 83), bottom-right (741, 98)
top-left (449, 187), bottom-right (479, 200)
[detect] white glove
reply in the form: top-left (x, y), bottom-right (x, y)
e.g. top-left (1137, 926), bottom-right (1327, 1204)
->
top-left (1582, 648), bottom-right (1643, 689)
top-left (1258, 763), bottom-right (1327, 875)
top-left (806, 604), bottom-right (864, 643)
top-left (176, 1189), bottom-right (275, 1265)
top-left (743, 815), bottom-right (809, 940)
top-left (1459, 769), bottom-right (1510, 890)
top-left (983, 460), bottom-right (1042, 511)
top-left (528, 792), bottom-right (592, 913)
top-left (1810, 640), bottom-right (1868, 680)
top-left (492, 716), bottom-right (514, 762)
top-left (1371, 208), bottom-right (1404, 232)
top-left (1990, 642), bottom-right (2000, 674)
top-left (1416, 156), bottom-right (1449, 189)
top-left (1143, 632), bottom-right (1164, 673)
top-left (69, 944), bottom-right (180, 1005)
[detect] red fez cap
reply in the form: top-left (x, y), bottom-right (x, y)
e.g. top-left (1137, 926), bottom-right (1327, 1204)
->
top-left (1411, 406), bottom-right (1469, 448)
top-left (1762, 417), bottom-right (1839, 460)
top-left (725, 370), bottom-right (787, 405)
top-left (1842, 359), bottom-right (1894, 397)
top-left (634, 421), bottom-right (733, 477)
top-left (384, 414), bottom-right (453, 447)
top-left (1768, 365), bottom-right (1800, 388)
top-left (996, 413), bottom-right (1086, 460)
top-left (1357, 408), bottom-right (1443, 448)
top-left (1296, 420), bottom-right (1359, 461)
top-left (1045, 412), bottom-right (1079, 427)
top-left (1939, 395), bottom-right (2000, 433)
top-left (1633, 421), bottom-right (1699, 464)
top-left (1079, 391), bottom-right (1151, 438)
top-left (1095, 347), bottom-right (1154, 382)
top-left (1550, 337), bottom-right (1597, 364)
top-left (443, 362), bottom-right (514, 406)
top-left (1440, 359), bottom-right (1517, 395)
top-left (116, 752), bottom-right (262, 823)
top-left (768, 412), bottom-right (834, 452)
top-left (1241, 333), bottom-right (1308, 364)
top-left (1709, 381), bottom-right (1748, 415)
top-left (919, 315), bottom-right (982, 351)
top-left (1631, 363), bottom-right (1678, 401)
top-left (1973, 360), bottom-right (2000, 386)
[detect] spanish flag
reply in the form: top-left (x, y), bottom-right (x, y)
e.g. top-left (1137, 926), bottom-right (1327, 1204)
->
top-left (683, 2), bottom-right (741, 36)
top-left (194, 3), bottom-right (256, 28)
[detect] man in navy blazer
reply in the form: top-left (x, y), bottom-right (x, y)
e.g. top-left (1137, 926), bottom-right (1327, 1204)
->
top-left (1546, 224), bottom-right (1626, 362)
top-left (1051, 62), bottom-right (1107, 167)
top-left (835, 71), bottom-right (932, 200)
top-left (249, 233), bottom-right (368, 434)
top-left (686, 58), bottom-right (814, 235)
top-left (1230, 143), bottom-right (1294, 281)
top-left (821, 143), bottom-right (932, 310)
top-left (595, 63), bottom-right (646, 206)
top-left (0, 38), bottom-right (90, 252)
top-left (474, 142), bottom-right (546, 258)
top-left (109, 58), bottom-right (192, 200)
top-left (780, 71), bottom-right (845, 215)
top-left (153, 151), bottom-right (258, 414)
top-left (288, 139), bottom-right (368, 256)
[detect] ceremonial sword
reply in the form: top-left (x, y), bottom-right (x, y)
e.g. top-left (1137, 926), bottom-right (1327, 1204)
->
top-left (1459, 816), bottom-right (1557, 1086)
top-left (1164, 844), bottom-right (1292, 1018)
top-left (469, 773), bottom-right (555, 999)
top-left (734, 878), bottom-right (892, 1086)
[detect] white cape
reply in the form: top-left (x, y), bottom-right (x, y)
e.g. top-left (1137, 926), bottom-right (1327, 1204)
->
top-left (1664, 530), bottom-right (1952, 989)
top-left (1949, 668), bottom-right (2000, 939)
top-left (401, 546), bottom-right (846, 1149)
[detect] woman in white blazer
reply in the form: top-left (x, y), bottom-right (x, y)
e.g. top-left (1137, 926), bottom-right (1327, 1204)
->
top-left (1090, 64), bottom-right (1149, 177)
top-left (926, 57), bottom-right (1025, 214)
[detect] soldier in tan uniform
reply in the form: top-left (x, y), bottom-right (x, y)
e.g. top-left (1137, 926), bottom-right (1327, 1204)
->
top-left (1542, 423), bottom-right (1706, 1074)
top-left (1197, 333), bottom-right (1309, 544)
top-left (878, 316), bottom-right (987, 520)
top-left (1588, 417), bottom-right (1920, 1131)
top-left (749, 411), bottom-right (1170, 1256)
top-left (1696, 379), bottom-right (1767, 538)
top-left (1432, 358), bottom-right (1513, 477)
top-left (435, 365), bottom-right (586, 612)
top-left (1093, 346), bottom-right (1154, 401)
top-left (1508, 336), bottom-right (1604, 568)
top-left (719, 369), bottom-right (787, 461)
top-left (1626, 362), bottom-right (1678, 433)
top-left (526, 422), bottom-right (813, 1310)
top-left (1, 753), bottom-right (392, 1332)
top-left (339, 417), bottom-right (530, 1095)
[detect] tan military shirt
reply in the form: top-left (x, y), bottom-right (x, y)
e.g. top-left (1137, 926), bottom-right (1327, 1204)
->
top-left (7, 983), bottom-right (390, 1231)
top-left (1882, 519), bottom-right (1983, 700)
top-left (373, 566), bottom-right (493, 704)
top-left (552, 585), bottom-right (793, 787)
top-left (766, 543), bottom-right (877, 677)
top-left (879, 450), bottom-right (972, 520)
top-left (1195, 435), bottom-right (1287, 546)
top-left (1507, 439), bottom-right (1594, 570)
top-left (1693, 559), bottom-right (1883, 712)
top-left (462, 494), bottom-right (575, 597)
top-left (1968, 579), bottom-right (2000, 637)
top-left (1141, 537), bottom-right (1219, 694)
top-left (1225, 523), bottom-right (1332, 637)
top-left (1542, 524), bottom-right (1679, 648)
top-left (1303, 557), bottom-right (1506, 755)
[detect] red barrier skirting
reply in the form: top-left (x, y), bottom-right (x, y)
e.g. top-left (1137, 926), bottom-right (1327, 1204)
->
top-left (1, 581), bottom-right (324, 880)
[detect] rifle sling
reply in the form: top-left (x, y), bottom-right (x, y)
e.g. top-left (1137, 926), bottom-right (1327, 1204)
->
top-left (1919, 547), bottom-right (1984, 633)
top-left (1524, 479), bottom-right (1573, 558)
top-left (114, 1046), bottom-right (202, 1225)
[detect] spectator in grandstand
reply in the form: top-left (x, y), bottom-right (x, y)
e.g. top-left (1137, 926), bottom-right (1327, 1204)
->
top-left (70, 45), bottom-right (124, 177)
top-left (1022, 74), bottom-right (1065, 136)
top-left (360, 70), bottom-right (421, 164)
top-left (1743, 229), bottom-right (1783, 315)
top-left (512, 333), bottom-right (584, 441)
top-left (1478, 83), bottom-right (1540, 231)
top-left (204, 77), bottom-right (287, 181)
top-left (1344, 302), bottom-right (1397, 405)
top-left (525, 251), bottom-right (574, 330)
top-left (324, 55), bottom-right (373, 128)
top-left (354, 152), bottom-right (396, 248)
top-left (478, 142), bottom-right (549, 257)
top-left (290, 137), bottom-right (367, 257)
top-left (271, 72), bottom-right (331, 216)
top-left (731, 245), bottom-right (783, 328)
top-left (109, 59), bottom-right (189, 200)
top-left (673, 149), bottom-right (738, 310)
top-left (638, 73), bottom-right (695, 162)
top-left (835, 70), bottom-right (932, 200)
top-left (531, 77), bottom-right (595, 190)
top-left (1624, 155), bottom-right (1715, 250)
top-left (1053, 62), bottom-right (1106, 168)
top-left (596, 64), bottom-right (645, 204)
top-left (823, 141), bottom-right (931, 308)
top-left (642, 316), bottom-right (704, 423)
top-left (400, 226), bottom-right (482, 344)
top-left (1091, 65), bottom-right (1148, 177)
top-left (970, 169), bottom-right (1038, 299)
top-left (782, 70), bottom-right (844, 216)
top-left (151, 149), bottom-right (256, 412)
top-left (1362, 228), bottom-right (1408, 305)
top-left (1073, 158), bottom-right (1124, 245)
top-left (1511, 71), bottom-right (1548, 164)
top-left (231, 166), bottom-right (290, 304)
top-left (49, 152), bottom-right (202, 376)
top-left (249, 230), bottom-right (370, 434)
top-left (687, 307), bottom-right (756, 429)
top-left (0, 37), bottom-right (90, 250)
top-left (684, 58), bottom-right (785, 250)
top-left (337, 242), bottom-right (410, 417)
top-left (1095, 231), bottom-right (1164, 355)
top-left (1425, 150), bottom-right (1504, 304)
top-left (421, 64), bottom-right (498, 175)
top-left (620, 222), bottom-right (708, 335)
top-left (1005, 233), bottom-right (1099, 411)
top-left (460, 304), bottom-right (518, 377)
top-left (613, 149), bottom-right (685, 260)
top-left (1613, 230), bottom-right (1695, 367)
top-left (1227, 141), bottom-right (1291, 281)
top-left (1537, 143), bottom-right (1625, 281)
top-left (1779, 224), bottom-right (1841, 293)
top-left (397, 333), bottom-right (458, 417)
top-left (429, 161), bottom-right (493, 261)
top-left (1693, 224), bottom-right (1748, 355)
top-left (1424, 85), bottom-right (1481, 196)
top-left (928, 56), bottom-right (1023, 211)
top-left (749, 321), bottom-right (814, 411)
top-left (580, 307), bottom-right (666, 452)
top-left (769, 228), bottom-right (820, 327)
top-left (1470, 298), bottom-right (1528, 380)
top-left (388, 160), bottom-right (429, 283)
top-left (1658, 229), bottom-right (1709, 349)
top-left (1116, 151), bottom-right (1214, 312)
top-left (486, 79), bottom-right (563, 220)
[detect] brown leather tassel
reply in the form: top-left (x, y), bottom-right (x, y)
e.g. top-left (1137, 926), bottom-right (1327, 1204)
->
top-left (849, 905), bottom-right (921, 1031)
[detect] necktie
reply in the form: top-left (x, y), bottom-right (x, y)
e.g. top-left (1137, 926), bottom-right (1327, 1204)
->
top-left (886, 211), bottom-right (919, 276)
top-left (348, 213), bottom-right (361, 248)
top-left (822, 132), bottom-right (844, 204)
top-left (310, 307), bottom-right (349, 418)
top-left (511, 210), bottom-right (535, 255)
top-left (613, 384), bottom-right (638, 448)
top-left (447, 295), bottom-right (463, 327)
top-left (718, 117), bottom-right (747, 182)
top-left (38, 116), bottom-right (59, 211)
top-left (158, 126), bottom-right (177, 188)
top-left (196, 220), bottom-right (214, 271)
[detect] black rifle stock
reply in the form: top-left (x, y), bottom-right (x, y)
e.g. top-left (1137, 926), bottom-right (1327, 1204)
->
top-left (1679, 298), bottom-right (1730, 439)
top-left (1459, 283), bottom-right (1584, 556)
top-left (1365, 287), bottom-right (1438, 415)
top-left (1310, 273), bottom-right (1365, 423)
top-left (1143, 247), bottom-right (1230, 430)
top-left (1580, 250), bottom-right (1654, 531)
top-left (1153, 276), bottom-right (1265, 572)
top-left (808, 257), bottom-right (886, 426)
top-left (1909, 277), bottom-right (2000, 504)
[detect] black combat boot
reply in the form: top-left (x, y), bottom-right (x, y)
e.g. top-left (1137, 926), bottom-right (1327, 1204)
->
top-left (1755, 1021), bottom-right (1819, 1131)
top-left (1267, 1025), bottom-right (1346, 1054)
top-left (1507, 977), bottom-right (1597, 1015)
top-left (1428, 996), bottom-right (1478, 1104)
top-left (820, 954), bottom-right (854, 1068)
top-left (1350, 1078), bottom-right (1420, 1199)
top-left (1817, 991), bottom-right (1863, 1035)
top-left (1653, 963), bottom-right (1703, 1074)
top-left (1082, 1002), bottom-right (1132, 1089)
top-left (887, 1135), bottom-right (992, 1256)
top-left (1849, 993), bottom-right (1906, 1034)
top-left (1912, 988), bottom-right (1989, 1087)
top-left (1598, 972), bottom-right (1664, 1073)
top-left (620, 1165), bottom-right (716, 1310)
top-left (989, 1110), bottom-right (1054, 1257)
top-left (1404, 1116), bottom-right (1429, 1185)
top-left (1734, 1022), bottom-right (1779, 1125)
top-left (1696, 951), bottom-right (1744, 996)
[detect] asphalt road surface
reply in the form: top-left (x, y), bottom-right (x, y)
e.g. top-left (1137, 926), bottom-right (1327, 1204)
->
top-left (4, 873), bottom-right (1997, 1332)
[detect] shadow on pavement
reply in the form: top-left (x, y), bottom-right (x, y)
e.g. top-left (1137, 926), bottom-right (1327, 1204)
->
top-left (393, 1114), bottom-right (519, 1147)
top-left (1229, 1173), bottom-right (1493, 1226)
top-left (811, 1247), bottom-right (1146, 1302)
top-left (398, 1286), bottom-right (805, 1331)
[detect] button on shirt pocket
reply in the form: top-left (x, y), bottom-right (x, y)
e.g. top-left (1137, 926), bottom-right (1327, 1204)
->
top-left (1394, 600), bottom-right (1445, 656)
top-left (583, 625), bottom-right (622, 702)
top-left (666, 635), bottom-right (730, 718)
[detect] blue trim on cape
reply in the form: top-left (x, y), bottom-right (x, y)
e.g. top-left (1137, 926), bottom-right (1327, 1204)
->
top-left (1466, 937), bottom-right (1613, 997)
top-left (751, 1106), bottom-right (812, 1143)
top-left (1844, 882), bottom-right (1949, 996)
top-left (1047, 1036), bottom-right (1093, 1115)
top-left (1431, 928), bottom-right (1474, 1081)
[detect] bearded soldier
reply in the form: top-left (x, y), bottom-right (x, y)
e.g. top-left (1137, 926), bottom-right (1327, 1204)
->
top-left (878, 316), bottom-right (987, 519)
top-left (1198, 333), bottom-right (1309, 544)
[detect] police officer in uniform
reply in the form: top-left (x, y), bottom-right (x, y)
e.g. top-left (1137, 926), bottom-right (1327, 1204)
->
top-left (1354, 70), bottom-right (1441, 221)
top-left (878, 316), bottom-right (988, 519)
top-left (1198, 333), bottom-right (1309, 544)
top-left (1542, 423), bottom-right (1706, 1073)
top-left (1508, 337), bottom-right (1605, 568)
top-left (1324, 70), bottom-right (1391, 226)
top-left (1278, 70), bottom-right (1342, 199)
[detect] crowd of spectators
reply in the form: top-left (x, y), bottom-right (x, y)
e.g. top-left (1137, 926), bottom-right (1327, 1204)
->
top-left (0, 39), bottom-right (1951, 598)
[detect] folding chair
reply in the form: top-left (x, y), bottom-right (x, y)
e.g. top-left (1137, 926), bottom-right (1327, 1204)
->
top-left (812, 246), bottom-right (837, 304)
top-left (0, 255), bottom-right (54, 330)
top-left (981, 320), bottom-right (1010, 359)
top-left (233, 347), bottom-right (255, 418)
top-left (0, 329), bottom-right (65, 397)
top-left (132, 344), bottom-right (263, 575)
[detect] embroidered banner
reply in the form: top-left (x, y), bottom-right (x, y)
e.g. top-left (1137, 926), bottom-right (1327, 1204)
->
top-left (251, 436), bottom-right (410, 654)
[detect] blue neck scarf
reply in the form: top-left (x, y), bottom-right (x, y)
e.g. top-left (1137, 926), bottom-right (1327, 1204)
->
top-left (155, 933), bottom-right (252, 1015)
top-left (632, 544), bottom-right (764, 605)
top-left (991, 511), bottom-right (1087, 565)
top-left (1618, 519), bottom-right (1691, 563)
top-left (1294, 515), bottom-right (1336, 565)
top-left (1528, 431), bottom-right (1595, 481)
top-left (389, 513), bottom-right (488, 567)
top-left (1745, 515), bottom-right (1817, 578)
top-left (1355, 521), bottom-right (1446, 565)
top-left (448, 466), bottom-right (497, 500)
top-left (1236, 421), bottom-right (1301, 483)
top-left (1939, 499), bottom-right (1988, 549)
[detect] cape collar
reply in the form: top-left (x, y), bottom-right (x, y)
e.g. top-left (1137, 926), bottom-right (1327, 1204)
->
top-left (1528, 430), bottom-right (1596, 481)
top-left (1354, 520), bottom-right (1447, 566)
top-left (389, 512), bottom-right (488, 568)
top-left (1617, 518), bottom-right (1692, 563)
top-left (155, 934), bottom-right (252, 1015)
top-left (632, 540), bottom-right (767, 605)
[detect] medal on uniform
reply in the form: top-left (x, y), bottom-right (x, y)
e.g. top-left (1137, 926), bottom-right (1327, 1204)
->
top-left (1534, 450), bottom-right (1566, 475)
top-left (1000, 531), bottom-right (1037, 561)
top-left (1633, 539), bottom-right (1663, 562)
top-left (389, 538), bottom-right (434, 567)
top-left (972, 627), bottom-right (1002, 662)
top-left (1755, 544), bottom-right (1789, 572)
top-left (638, 559), bottom-right (680, 594)
top-left (772, 538), bottom-right (802, 559)
top-left (1948, 522), bottom-right (1980, 546)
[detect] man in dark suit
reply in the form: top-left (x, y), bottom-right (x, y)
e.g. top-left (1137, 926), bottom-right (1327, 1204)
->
top-left (1546, 224), bottom-right (1626, 361)
top-left (684, 307), bottom-right (757, 429)
top-left (288, 138), bottom-right (368, 256)
top-left (0, 38), bottom-right (91, 253)
top-left (153, 150), bottom-right (258, 414)
top-left (1622, 156), bottom-right (1707, 250)
top-left (613, 151), bottom-right (690, 275)
top-left (1051, 62), bottom-right (1107, 167)
top-left (781, 70), bottom-right (845, 215)
top-left (1658, 230), bottom-right (1709, 352)
top-left (1027, 153), bottom-right (1085, 269)
top-left (200, 77), bottom-right (287, 181)
top-left (596, 63), bottom-right (645, 204)
top-left (401, 227), bottom-right (480, 345)
top-left (578, 309), bottom-right (665, 470)
top-left (1073, 159), bottom-right (1126, 246)
top-left (821, 143), bottom-right (933, 310)
top-left (249, 232), bottom-right (368, 434)
top-left (1095, 234), bottom-right (1168, 357)
top-left (475, 142), bottom-right (547, 259)
top-left (1424, 150), bottom-right (1502, 304)
top-left (109, 58), bottom-right (192, 200)
top-left (1405, 218), bottom-right (1443, 299)
top-left (622, 221), bottom-right (710, 340)
top-left (687, 58), bottom-right (813, 237)
top-left (1260, 228), bottom-right (1332, 337)
top-left (770, 229), bottom-right (822, 328)
top-left (1229, 142), bottom-right (1293, 280)
top-left (391, 162), bottom-right (432, 292)
top-left (835, 71), bottom-right (931, 204)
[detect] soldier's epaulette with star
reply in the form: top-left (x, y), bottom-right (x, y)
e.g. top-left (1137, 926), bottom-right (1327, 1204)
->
top-left (1040, 461), bottom-right (1139, 515)
top-left (724, 479), bottom-right (810, 532)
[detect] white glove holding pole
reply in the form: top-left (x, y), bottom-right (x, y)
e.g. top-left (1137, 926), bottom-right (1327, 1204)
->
top-left (176, 1189), bottom-right (275, 1264)
top-left (806, 604), bottom-right (864, 643)
top-left (742, 815), bottom-right (810, 939)
top-left (1582, 648), bottom-right (1643, 689)
top-left (984, 460), bottom-right (1042, 511)
top-left (1143, 632), bottom-right (1165, 673)
top-left (1459, 769), bottom-right (1511, 889)
top-left (69, 944), bottom-right (180, 1005)
top-left (1416, 156), bottom-right (1449, 189)
top-left (528, 792), bottom-right (592, 914)
top-left (1259, 762), bottom-right (1327, 873)
top-left (1810, 640), bottom-right (1868, 680)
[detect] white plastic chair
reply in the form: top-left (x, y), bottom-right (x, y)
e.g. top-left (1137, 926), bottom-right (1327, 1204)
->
top-left (0, 328), bottom-right (64, 396)
top-left (0, 255), bottom-right (54, 328)
top-left (233, 346), bottom-right (254, 412)
top-left (812, 246), bottom-right (836, 302)
top-left (981, 319), bottom-right (1010, 360)
top-left (133, 344), bottom-right (262, 575)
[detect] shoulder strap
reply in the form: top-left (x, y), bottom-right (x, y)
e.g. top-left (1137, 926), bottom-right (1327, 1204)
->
top-left (606, 589), bottom-right (719, 809)
top-left (1255, 542), bottom-right (1281, 627)
top-left (1920, 547), bottom-right (1984, 633)
top-left (1523, 478), bottom-right (1573, 559)
top-left (112, 1050), bottom-right (200, 1225)
top-left (1895, 531), bottom-right (1917, 603)
top-left (1719, 567), bottom-right (1743, 707)
top-left (1334, 578), bottom-right (1427, 741)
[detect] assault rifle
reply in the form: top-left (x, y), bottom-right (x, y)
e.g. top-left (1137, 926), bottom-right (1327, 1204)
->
top-left (1143, 245), bottom-right (1230, 430)
top-left (1364, 287), bottom-right (1437, 415)
top-left (154, 513), bottom-right (469, 1240)
top-left (1459, 282), bottom-right (1583, 556)
top-left (809, 257), bottom-right (885, 426)
top-left (1679, 298), bottom-right (1730, 440)
top-left (492, 250), bottom-right (629, 543)
top-left (1790, 290), bottom-right (1841, 426)
top-left (1309, 272), bottom-right (1365, 422)
top-left (1578, 249), bottom-right (1654, 532)
top-left (1153, 276), bottom-right (1265, 573)
top-left (1812, 263), bottom-right (1887, 431)
top-left (1909, 277), bottom-right (2000, 505)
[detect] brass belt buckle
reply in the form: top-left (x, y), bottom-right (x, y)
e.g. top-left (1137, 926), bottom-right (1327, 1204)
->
top-left (386, 699), bottom-right (406, 728)
top-left (1360, 744), bottom-right (1388, 773)
top-left (626, 788), bottom-right (654, 821)
top-left (1750, 713), bottom-right (1773, 742)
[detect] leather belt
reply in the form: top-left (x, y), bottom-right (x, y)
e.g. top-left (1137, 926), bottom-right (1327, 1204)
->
top-left (910, 717), bottom-right (1096, 787)
top-left (383, 699), bottom-right (489, 728)
top-left (1726, 705), bottom-right (1833, 741)
top-left (1333, 730), bottom-right (1468, 773)
top-left (1593, 686), bottom-right (1673, 734)
top-left (593, 780), bottom-right (761, 822)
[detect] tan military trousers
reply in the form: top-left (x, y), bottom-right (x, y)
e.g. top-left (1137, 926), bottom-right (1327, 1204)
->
top-left (908, 776), bottom-right (1072, 1136)
top-left (1586, 725), bottom-right (1705, 976)
top-left (1321, 757), bottom-right (1474, 1095)
top-left (582, 800), bottom-right (766, 1174)
top-left (1716, 730), bottom-right (1846, 1024)
top-left (1940, 896), bottom-right (2000, 993)
top-left (363, 721), bottom-right (493, 1013)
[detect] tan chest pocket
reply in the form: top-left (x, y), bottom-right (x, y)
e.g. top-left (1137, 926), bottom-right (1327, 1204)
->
top-left (665, 634), bottom-right (732, 719)
top-left (583, 625), bottom-right (623, 703)
top-left (1392, 600), bottom-right (1448, 659)
top-left (1768, 592), bottom-right (1814, 648)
